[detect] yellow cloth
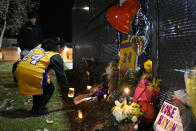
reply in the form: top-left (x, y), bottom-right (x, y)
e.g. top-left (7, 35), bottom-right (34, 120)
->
top-left (15, 45), bottom-right (58, 95)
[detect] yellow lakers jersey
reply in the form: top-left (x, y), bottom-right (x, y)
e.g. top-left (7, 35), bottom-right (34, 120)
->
top-left (14, 45), bottom-right (58, 95)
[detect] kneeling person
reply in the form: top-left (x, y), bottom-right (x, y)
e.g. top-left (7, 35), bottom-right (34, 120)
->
top-left (14, 38), bottom-right (69, 116)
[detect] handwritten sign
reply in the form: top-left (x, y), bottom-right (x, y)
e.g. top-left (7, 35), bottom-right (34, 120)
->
top-left (119, 40), bottom-right (136, 70)
top-left (154, 102), bottom-right (183, 131)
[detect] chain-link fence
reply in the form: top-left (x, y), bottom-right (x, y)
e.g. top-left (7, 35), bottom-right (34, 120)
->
top-left (148, 0), bottom-right (196, 105)
top-left (72, 0), bottom-right (120, 82)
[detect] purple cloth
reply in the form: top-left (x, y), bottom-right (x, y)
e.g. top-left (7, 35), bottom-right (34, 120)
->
top-left (90, 86), bottom-right (109, 97)
top-left (90, 85), bottom-right (109, 102)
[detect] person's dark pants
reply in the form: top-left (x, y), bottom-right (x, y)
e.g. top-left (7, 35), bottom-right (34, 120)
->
top-left (12, 61), bottom-right (20, 82)
top-left (32, 82), bottom-right (54, 113)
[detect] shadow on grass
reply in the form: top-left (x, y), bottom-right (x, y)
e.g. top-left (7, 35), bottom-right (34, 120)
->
top-left (3, 82), bottom-right (18, 88)
top-left (0, 108), bottom-right (65, 118)
top-left (0, 109), bottom-right (30, 118)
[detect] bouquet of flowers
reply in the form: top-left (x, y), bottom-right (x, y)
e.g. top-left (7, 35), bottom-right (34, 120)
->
top-left (133, 59), bottom-right (161, 102)
top-left (184, 67), bottom-right (196, 119)
top-left (112, 99), bottom-right (143, 124)
top-left (149, 78), bottom-right (161, 101)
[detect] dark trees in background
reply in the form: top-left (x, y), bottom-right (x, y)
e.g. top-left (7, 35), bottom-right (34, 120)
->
top-left (0, 0), bottom-right (38, 48)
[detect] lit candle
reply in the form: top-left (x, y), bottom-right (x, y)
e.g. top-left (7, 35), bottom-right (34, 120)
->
top-left (87, 85), bottom-right (92, 90)
top-left (78, 110), bottom-right (83, 119)
top-left (68, 88), bottom-right (74, 98)
top-left (104, 94), bottom-right (107, 99)
top-left (124, 88), bottom-right (130, 95)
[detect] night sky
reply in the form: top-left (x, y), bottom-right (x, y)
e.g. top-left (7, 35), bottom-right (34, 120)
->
top-left (37, 0), bottom-right (74, 42)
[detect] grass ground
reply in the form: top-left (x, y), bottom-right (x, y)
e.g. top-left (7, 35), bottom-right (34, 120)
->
top-left (0, 63), bottom-right (70, 131)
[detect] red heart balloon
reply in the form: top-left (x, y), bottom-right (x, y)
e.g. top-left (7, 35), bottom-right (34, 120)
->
top-left (107, 0), bottom-right (140, 34)
top-left (123, 0), bottom-right (139, 8)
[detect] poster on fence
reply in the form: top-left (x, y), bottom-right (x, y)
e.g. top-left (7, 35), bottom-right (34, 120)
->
top-left (154, 101), bottom-right (183, 131)
top-left (119, 40), bottom-right (136, 70)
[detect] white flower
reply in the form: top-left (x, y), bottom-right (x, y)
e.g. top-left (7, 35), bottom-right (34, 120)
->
top-left (131, 115), bottom-right (137, 123)
top-left (112, 107), bottom-right (123, 122)
top-left (134, 123), bottom-right (138, 130)
top-left (136, 66), bottom-right (141, 71)
top-left (114, 100), bottom-right (121, 106)
top-left (123, 105), bottom-right (132, 116)
top-left (112, 99), bottom-right (135, 122)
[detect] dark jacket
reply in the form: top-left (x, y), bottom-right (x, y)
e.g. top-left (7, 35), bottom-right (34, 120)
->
top-left (18, 22), bottom-right (43, 50)
top-left (50, 54), bottom-right (69, 89)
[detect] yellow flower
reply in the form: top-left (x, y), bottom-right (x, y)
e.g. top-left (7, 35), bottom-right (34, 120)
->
top-left (149, 77), bottom-right (161, 91)
top-left (144, 59), bottom-right (152, 73)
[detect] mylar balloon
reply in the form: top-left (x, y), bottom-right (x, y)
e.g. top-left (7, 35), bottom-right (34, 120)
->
top-left (129, 9), bottom-right (150, 55)
top-left (107, 0), bottom-right (140, 34)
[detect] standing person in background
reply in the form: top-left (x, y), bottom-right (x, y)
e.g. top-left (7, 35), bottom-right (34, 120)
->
top-left (18, 11), bottom-right (43, 57)
top-left (14, 38), bottom-right (69, 116)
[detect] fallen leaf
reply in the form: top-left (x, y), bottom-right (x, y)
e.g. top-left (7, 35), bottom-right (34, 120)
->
top-left (24, 99), bottom-right (32, 105)
top-left (44, 129), bottom-right (49, 131)
top-left (0, 99), bottom-right (9, 109)
top-left (4, 88), bottom-right (8, 91)
top-left (46, 119), bottom-right (54, 124)
top-left (6, 106), bottom-right (14, 111)
top-left (92, 123), bottom-right (104, 131)
top-left (6, 92), bottom-right (12, 96)
top-left (9, 100), bottom-right (15, 103)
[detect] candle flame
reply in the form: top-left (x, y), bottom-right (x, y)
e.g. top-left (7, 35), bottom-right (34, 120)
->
top-left (124, 88), bottom-right (129, 94)
top-left (87, 85), bottom-right (92, 90)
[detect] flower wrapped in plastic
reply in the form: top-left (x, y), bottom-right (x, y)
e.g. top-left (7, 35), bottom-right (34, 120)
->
top-left (133, 79), bottom-right (152, 102)
top-left (133, 77), bottom-right (161, 102)
top-left (171, 89), bottom-right (196, 131)
top-left (184, 67), bottom-right (196, 119)
top-left (112, 99), bottom-right (143, 123)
